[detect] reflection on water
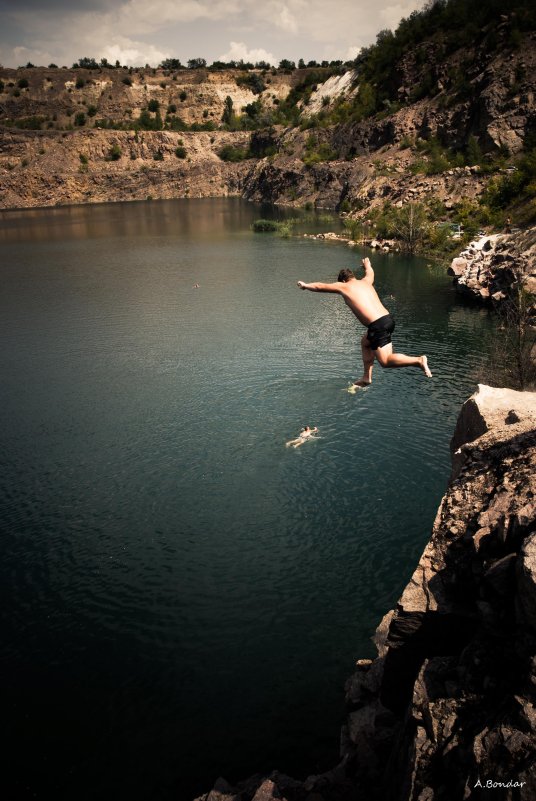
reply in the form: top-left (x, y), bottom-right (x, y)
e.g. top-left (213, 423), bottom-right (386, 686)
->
top-left (0, 199), bottom-right (495, 801)
top-left (0, 197), bottom-right (328, 244)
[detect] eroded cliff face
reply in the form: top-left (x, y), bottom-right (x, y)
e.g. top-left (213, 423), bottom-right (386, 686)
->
top-left (0, 128), bottom-right (251, 207)
top-left (1, 20), bottom-right (534, 212)
top-left (195, 386), bottom-right (536, 801)
top-left (342, 384), bottom-right (536, 801)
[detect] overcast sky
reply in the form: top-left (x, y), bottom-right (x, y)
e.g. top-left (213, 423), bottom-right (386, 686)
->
top-left (0, 0), bottom-right (428, 68)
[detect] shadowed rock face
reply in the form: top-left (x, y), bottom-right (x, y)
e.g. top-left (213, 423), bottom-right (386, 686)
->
top-left (341, 385), bottom-right (536, 801)
top-left (195, 386), bottom-right (536, 801)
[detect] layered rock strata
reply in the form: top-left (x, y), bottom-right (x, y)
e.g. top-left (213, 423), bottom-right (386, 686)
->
top-left (196, 385), bottom-right (536, 801)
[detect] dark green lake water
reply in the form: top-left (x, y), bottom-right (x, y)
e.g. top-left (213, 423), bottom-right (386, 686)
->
top-left (0, 198), bottom-right (494, 800)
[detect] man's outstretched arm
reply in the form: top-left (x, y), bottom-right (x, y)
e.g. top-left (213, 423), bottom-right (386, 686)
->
top-left (361, 258), bottom-right (375, 284)
top-left (297, 280), bottom-right (343, 292)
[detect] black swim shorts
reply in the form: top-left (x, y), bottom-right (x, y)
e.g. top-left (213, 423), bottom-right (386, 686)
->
top-left (366, 313), bottom-right (395, 350)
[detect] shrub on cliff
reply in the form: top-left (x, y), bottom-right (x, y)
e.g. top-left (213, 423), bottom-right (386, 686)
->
top-left (138, 109), bottom-right (163, 130)
top-left (107, 143), bottom-right (121, 161)
top-left (15, 115), bottom-right (45, 130)
top-left (235, 73), bottom-right (265, 94)
top-left (302, 135), bottom-right (338, 165)
top-left (218, 143), bottom-right (250, 161)
top-left (166, 116), bottom-right (187, 131)
top-left (175, 145), bottom-right (187, 158)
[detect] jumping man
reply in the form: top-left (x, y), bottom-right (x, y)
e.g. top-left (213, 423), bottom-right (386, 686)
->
top-left (297, 258), bottom-right (432, 387)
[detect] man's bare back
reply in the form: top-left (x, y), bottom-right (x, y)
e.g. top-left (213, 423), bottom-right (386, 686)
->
top-left (298, 258), bottom-right (387, 324)
top-left (297, 258), bottom-right (432, 385)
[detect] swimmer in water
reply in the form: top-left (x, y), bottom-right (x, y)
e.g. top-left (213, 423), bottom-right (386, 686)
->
top-left (286, 425), bottom-right (319, 448)
top-left (297, 258), bottom-right (432, 387)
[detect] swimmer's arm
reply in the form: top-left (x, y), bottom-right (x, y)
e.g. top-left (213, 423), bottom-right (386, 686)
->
top-left (297, 281), bottom-right (344, 293)
top-left (361, 258), bottom-right (374, 284)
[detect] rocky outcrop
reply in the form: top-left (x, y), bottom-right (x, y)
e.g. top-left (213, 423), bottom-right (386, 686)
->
top-left (195, 386), bottom-right (536, 801)
top-left (448, 227), bottom-right (536, 304)
top-left (341, 384), bottom-right (536, 801)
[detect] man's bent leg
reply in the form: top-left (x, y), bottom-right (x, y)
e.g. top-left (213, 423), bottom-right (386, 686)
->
top-left (354, 334), bottom-right (375, 386)
top-left (375, 343), bottom-right (432, 377)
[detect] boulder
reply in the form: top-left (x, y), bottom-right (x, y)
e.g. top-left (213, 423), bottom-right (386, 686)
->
top-left (450, 384), bottom-right (536, 477)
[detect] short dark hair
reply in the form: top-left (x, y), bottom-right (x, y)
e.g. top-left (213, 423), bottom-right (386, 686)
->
top-left (338, 268), bottom-right (354, 282)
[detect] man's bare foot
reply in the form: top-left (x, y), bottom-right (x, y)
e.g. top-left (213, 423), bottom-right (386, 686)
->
top-left (353, 379), bottom-right (372, 387)
top-left (420, 356), bottom-right (432, 378)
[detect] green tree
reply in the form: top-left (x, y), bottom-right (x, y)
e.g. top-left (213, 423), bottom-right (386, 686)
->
top-left (391, 202), bottom-right (429, 252)
top-left (466, 135), bottom-right (483, 165)
top-left (160, 58), bottom-right (183, 70)
top-left (222, 95), bottom-right (234, 125)
top-left (187, 58), bottom-right (206, 69)
top-left (73, 57), bottom-right (98, 69)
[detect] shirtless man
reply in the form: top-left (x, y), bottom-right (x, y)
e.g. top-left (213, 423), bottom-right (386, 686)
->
top-left (286, 425), bottom-right (319, 448)
top-left (297, 258), bottom-right (432, 386)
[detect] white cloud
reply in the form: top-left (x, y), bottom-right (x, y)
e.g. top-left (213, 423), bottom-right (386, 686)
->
top-left (380, 0), bottom-right (427, 31)
top-left (98, 38), bottom-right (169, 67)
top-left (0, 0), bottom-right (433, 67)
top-left (218, 41), bottom-right (277, 65)
top-left (110, 0), bottom-right (244, 37)
top-left (344, 46), bottom-right (361, 61)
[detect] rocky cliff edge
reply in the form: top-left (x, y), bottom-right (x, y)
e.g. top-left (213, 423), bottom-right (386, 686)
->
top-left (196, 385), bottom-right (536, 801)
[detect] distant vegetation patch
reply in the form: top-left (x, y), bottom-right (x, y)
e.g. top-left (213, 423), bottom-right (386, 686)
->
top-left (252, 219), bottom-right (280, 232)
top-left (218, 143), bottom-right (251, 162)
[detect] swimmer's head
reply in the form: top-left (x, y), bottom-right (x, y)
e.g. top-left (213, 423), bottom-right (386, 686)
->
top-left (338, 268), bottom-right (354, 283)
